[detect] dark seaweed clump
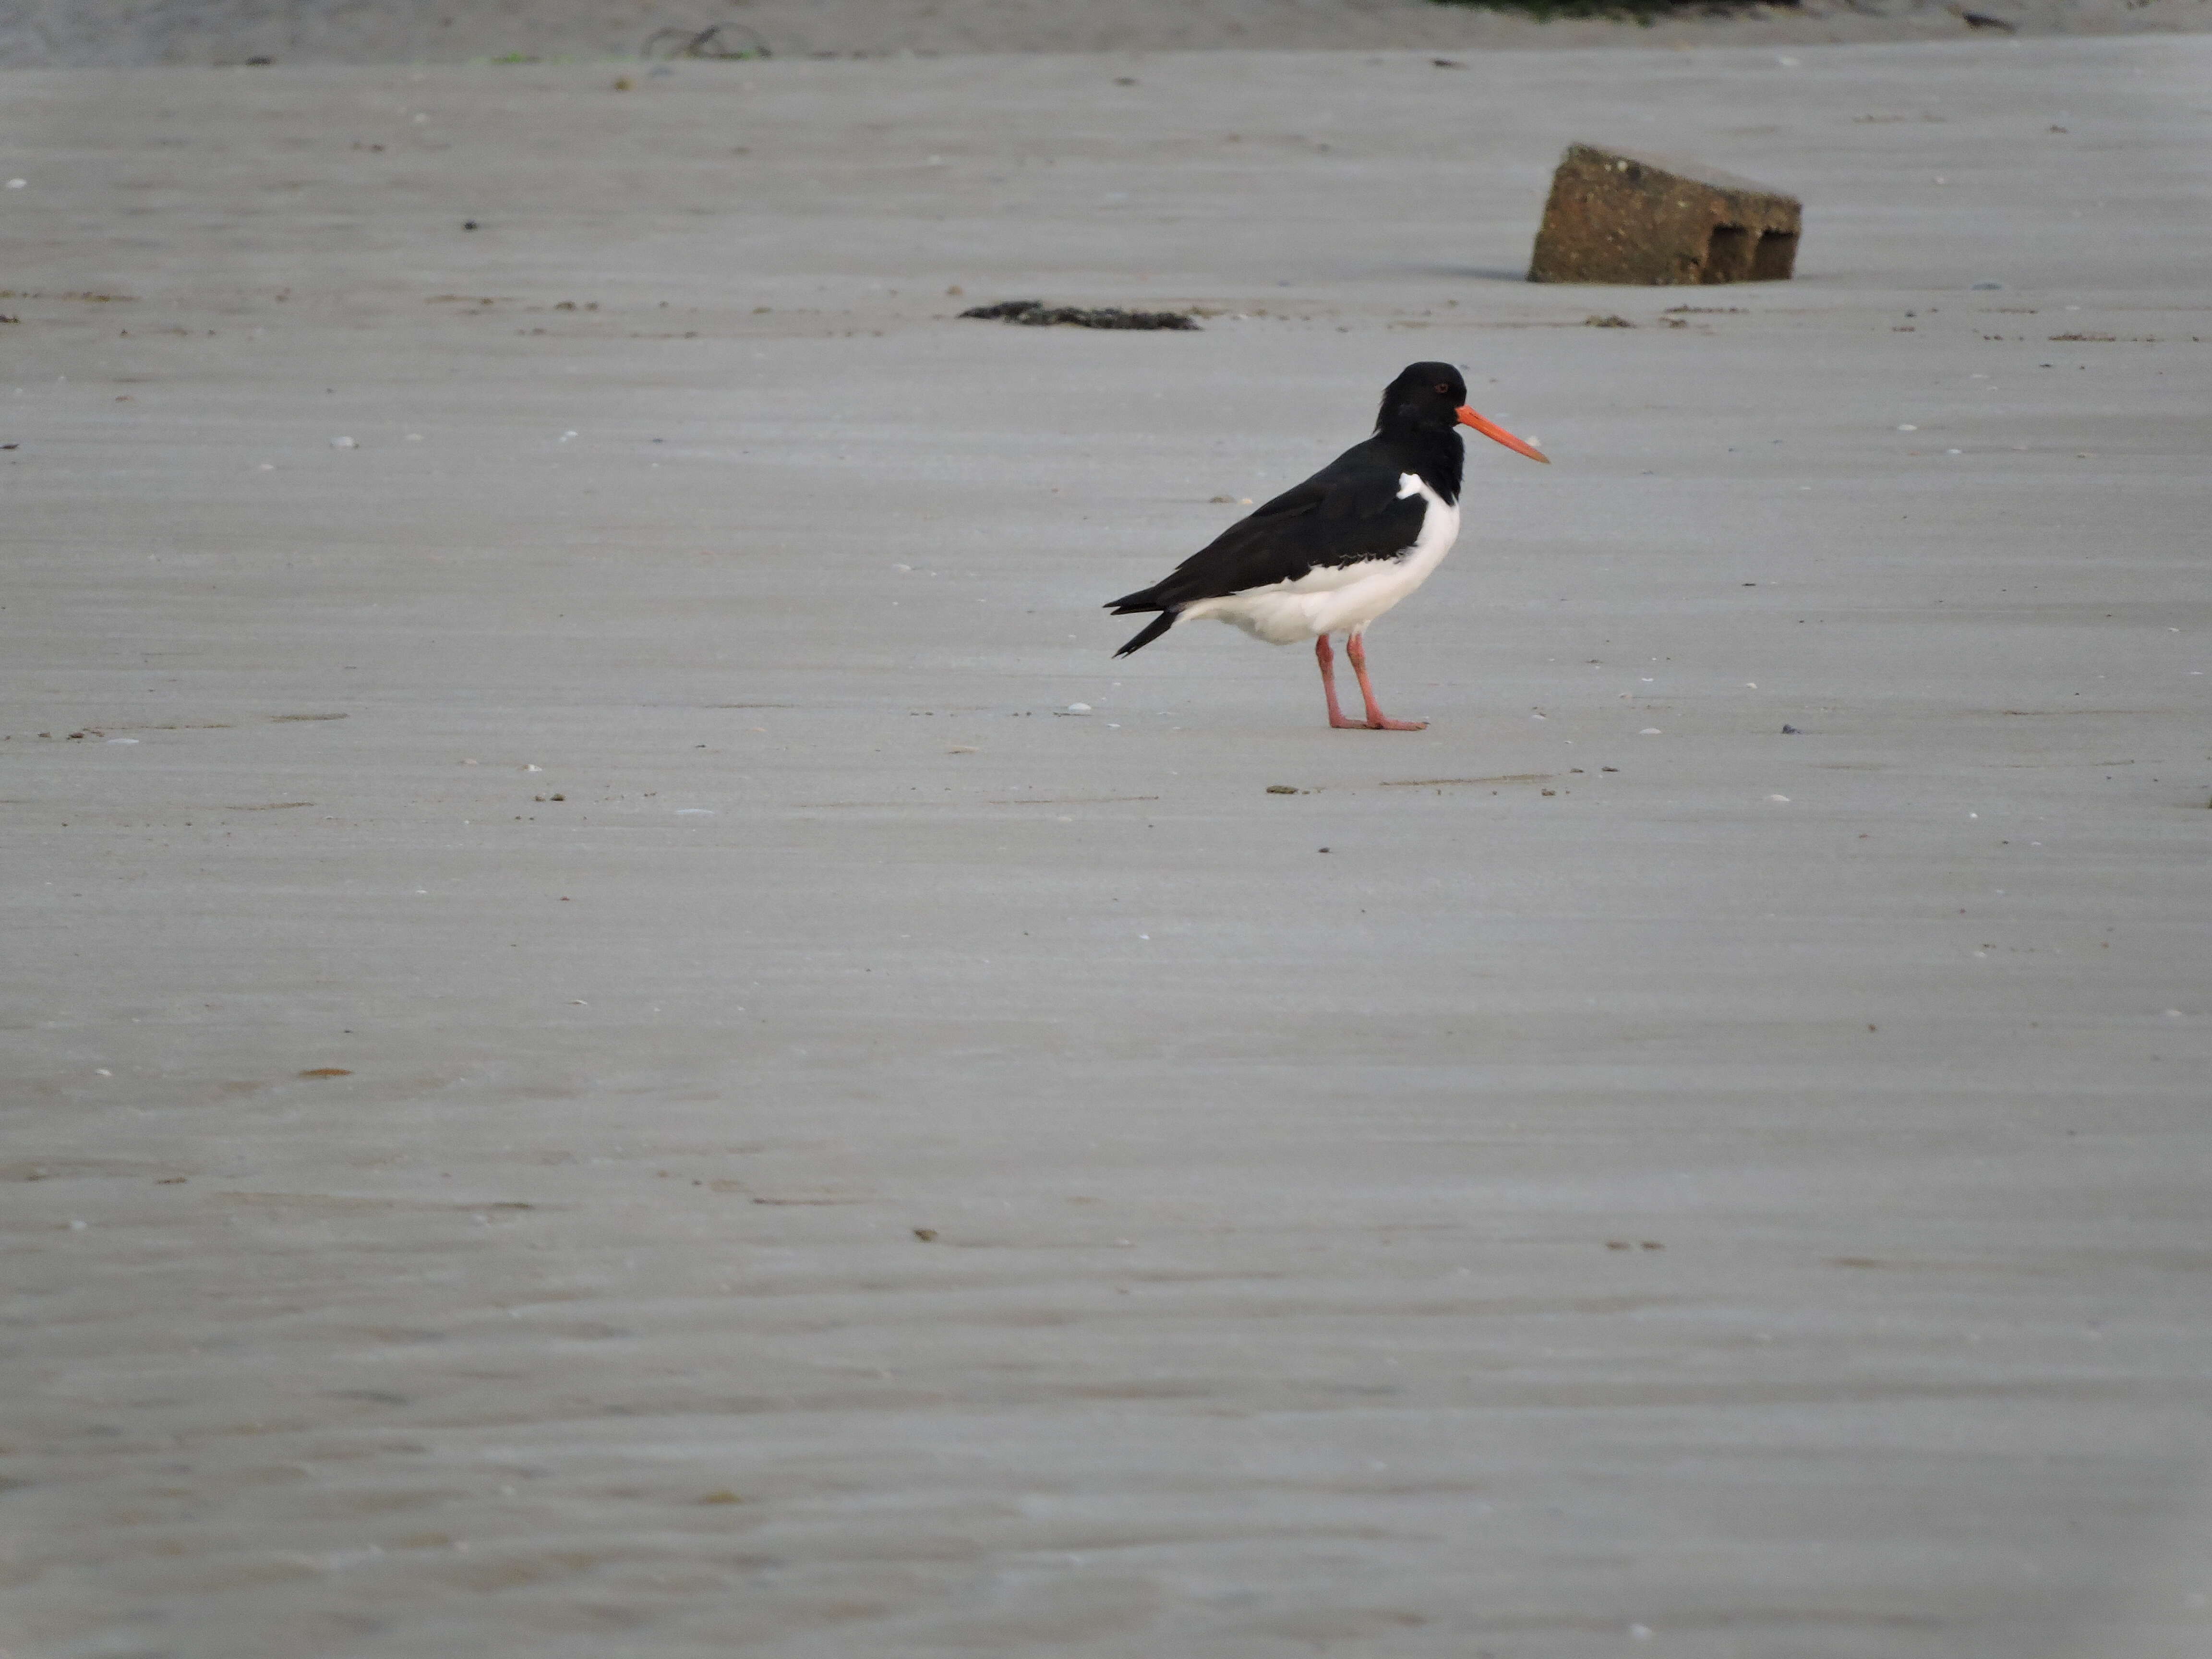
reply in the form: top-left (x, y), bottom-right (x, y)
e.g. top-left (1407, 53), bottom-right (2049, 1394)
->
top-left (1432, 0), bottom-right (1785, 20)
top-left (960, 300), bottom-right (1199, 331)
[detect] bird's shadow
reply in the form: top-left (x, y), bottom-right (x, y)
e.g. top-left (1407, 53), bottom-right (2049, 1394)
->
top-left (1395, 264), bottom-right (1532, 284)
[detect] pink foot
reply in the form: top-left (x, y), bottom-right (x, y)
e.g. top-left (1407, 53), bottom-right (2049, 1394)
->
top-left (1345, 635), bottom-right (1426, 731)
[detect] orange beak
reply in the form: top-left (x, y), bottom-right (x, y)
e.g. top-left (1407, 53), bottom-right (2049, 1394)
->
top-left (1457, 406), bottom-right (1550, 464)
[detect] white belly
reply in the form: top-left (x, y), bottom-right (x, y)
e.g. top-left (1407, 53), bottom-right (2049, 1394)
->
top-left (1180, 474), bottom-right (1461, 645)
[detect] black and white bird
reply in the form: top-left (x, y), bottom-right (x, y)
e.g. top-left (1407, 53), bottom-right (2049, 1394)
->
top-left (1106, 362), bottom-right (1548, 730)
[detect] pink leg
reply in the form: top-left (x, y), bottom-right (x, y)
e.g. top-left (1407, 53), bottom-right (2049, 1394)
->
top-left (1345, 632), bottom-right (1426, 731)
top-left (1316, 635), bottom-right (1365, 729)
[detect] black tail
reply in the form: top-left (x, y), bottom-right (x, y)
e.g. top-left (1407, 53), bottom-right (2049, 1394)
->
top-left (1105, 582), bottom-right (1166, 613)
top-left (1113, 610), bottom-right (1178, 658)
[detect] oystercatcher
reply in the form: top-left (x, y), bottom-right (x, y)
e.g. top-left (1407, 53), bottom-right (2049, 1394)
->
top-left (1106, 362), bottom-right (1548, 729)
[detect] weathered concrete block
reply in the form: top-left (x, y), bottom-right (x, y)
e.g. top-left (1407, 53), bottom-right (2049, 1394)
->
top-left (1528, 144), bottom-right (1802, 286)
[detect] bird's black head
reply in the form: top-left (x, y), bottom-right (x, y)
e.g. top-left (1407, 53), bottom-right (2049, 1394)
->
top-left (1375, 362), bottom-right (1470, 434)
top-left (1375, 361), bottom-right (1551, 464)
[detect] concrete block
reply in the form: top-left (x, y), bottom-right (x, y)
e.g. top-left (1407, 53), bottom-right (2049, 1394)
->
top-left (1528, 143), bottom-right (1802, 285)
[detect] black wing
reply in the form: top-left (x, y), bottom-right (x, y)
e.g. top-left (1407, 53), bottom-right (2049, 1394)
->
top-left (1106, 435), bottom-right (1427, 614)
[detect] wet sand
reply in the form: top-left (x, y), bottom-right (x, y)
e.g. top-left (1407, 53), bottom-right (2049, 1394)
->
top-left (3, 38), bottom-right (2210, 1658)
top-left (10, 0), bottom-right (2212, 65)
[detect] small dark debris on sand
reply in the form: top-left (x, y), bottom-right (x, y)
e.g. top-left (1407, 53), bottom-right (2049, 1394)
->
top-left (961, 299), bottom-right (1199, 331)
top-left (643, 22), bottom-right (771, 59)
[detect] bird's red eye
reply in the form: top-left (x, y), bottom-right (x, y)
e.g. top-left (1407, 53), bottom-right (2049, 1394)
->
top-left (1434, 384), bottom-right (1450, 394)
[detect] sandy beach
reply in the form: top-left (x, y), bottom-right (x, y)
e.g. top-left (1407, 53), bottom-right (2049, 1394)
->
top-left (3, 32), bottom-right (2210, 1659)
top-left (7, 0), bottom-right (2212, 63)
